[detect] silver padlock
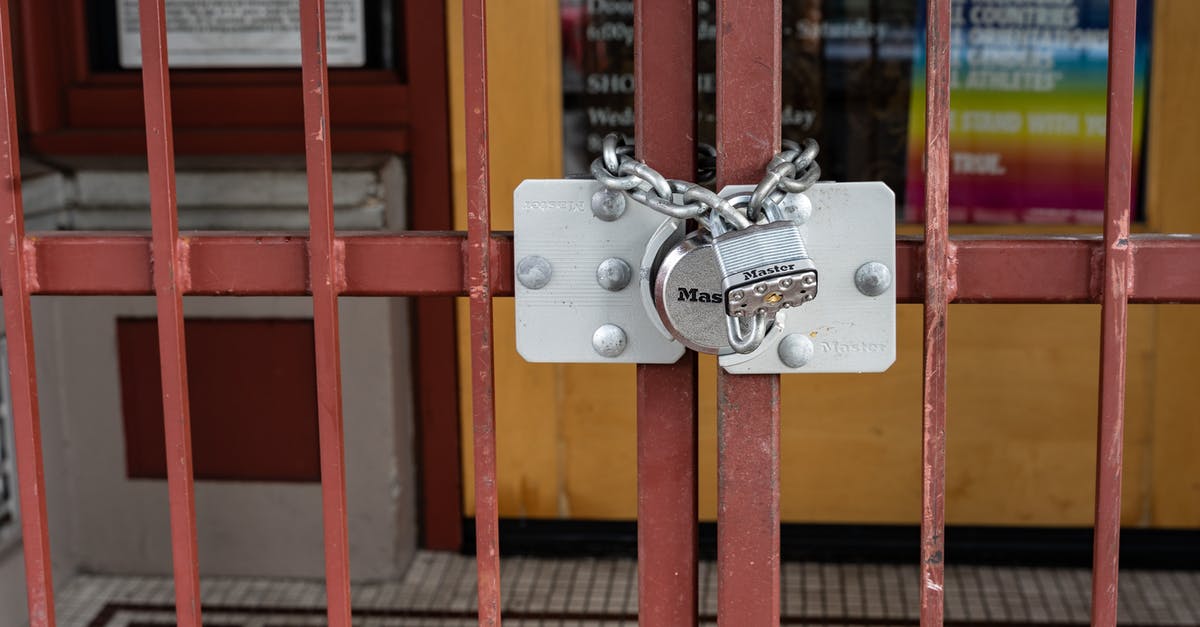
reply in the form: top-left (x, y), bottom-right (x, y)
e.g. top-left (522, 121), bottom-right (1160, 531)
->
top-left (652, 229), bottom-right (730, 354)
top-left (712, 217), bottom-right (816, 353)
top-left (651, 194), bottom-right (817, 355)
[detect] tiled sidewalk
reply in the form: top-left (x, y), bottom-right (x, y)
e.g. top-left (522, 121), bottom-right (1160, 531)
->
top-left (55, 551), bottom-right (1200, 626)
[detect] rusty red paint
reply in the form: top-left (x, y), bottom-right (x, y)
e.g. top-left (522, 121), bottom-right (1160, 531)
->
top-left (1092, 2), bottom-right (1138, 626)
top-left (298, 1), bottom-right (354, 625)
top-left (635, 0), bottom-right (696, 164)
top-left (462, 0), bottom-right (501, 625)
top-left (136, 1), bottom-right (202, 625)
top-left (635, 361), bottom-right (698, 626)
top-left (0, 1), bottom-right (55, 624)
top-left (715, 1), bottom-right (782, 625)
top-left (8, 233), bottom-right (1200, 302)
top-left (937, 237), bottom-right (1090, 304)
top-left (716, 374), bottom-right (781, 626)
top-left (634, 0), bottom-right (699, 624)
top-left (920, 1), bottom-right (952, 625)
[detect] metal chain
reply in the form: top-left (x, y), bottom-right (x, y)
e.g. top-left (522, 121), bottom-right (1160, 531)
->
top-left (590, 133), bottom-right (820, 232)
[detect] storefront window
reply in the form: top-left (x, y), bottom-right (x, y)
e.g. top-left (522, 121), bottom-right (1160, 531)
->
top-left (561, 0), bottom-right (1154, 223)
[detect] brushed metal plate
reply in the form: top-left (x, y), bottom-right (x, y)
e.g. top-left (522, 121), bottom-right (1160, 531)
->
top-left (514, 179), bottom-right (685, 364)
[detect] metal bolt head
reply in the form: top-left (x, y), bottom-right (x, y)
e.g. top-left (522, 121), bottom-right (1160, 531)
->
top-left (590, 189), bottom-right (626, 221)
top-left (780, 277), bottom-right (794, 290)
top-left (778, 333), bottom-right (814, 368)
top-left (592, 324), bottom-right (627, 358)
top-left (754, 284), bottom-right (769, 295)
top-left (800, 274), bottom-right (817, 289)
top-left (730, 290), bottom-right (745, 302)
top-left (777, 192), bottom-right (813, 224)
top-left (854, 261), bottom-right (892, 297)
top-left (516, 255), bottom-right (553, 290)
top-left (596, 257), bottom-right (632, 292)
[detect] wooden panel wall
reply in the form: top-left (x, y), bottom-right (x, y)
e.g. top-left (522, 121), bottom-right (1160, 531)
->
top-left (1145, 0), bottom-right (1200, 527)
top-left (446, 0), bottom-right (1199, 526)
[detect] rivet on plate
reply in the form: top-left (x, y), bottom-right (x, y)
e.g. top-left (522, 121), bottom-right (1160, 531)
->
top-left (516, 255), bottom-right (553, 290)
top-left (590, 189), bottom-right (626, 221)
top-left (777, 193), bottom-right (813, 225)
top-left (854, 261), bottom-right (892, 297)
top-left (592, 324), bottom-right (627, 358)
top-left (596, 257), bottom-right (632, 292)
top-left (778, 333), bottom-right (814, 368)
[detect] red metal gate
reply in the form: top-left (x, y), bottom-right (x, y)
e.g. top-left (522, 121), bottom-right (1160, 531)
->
top-left (2, 1), bottom-right (1195, 626)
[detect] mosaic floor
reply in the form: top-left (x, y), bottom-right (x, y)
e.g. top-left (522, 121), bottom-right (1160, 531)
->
top-left (51, 551), bottom-right (1200, 626)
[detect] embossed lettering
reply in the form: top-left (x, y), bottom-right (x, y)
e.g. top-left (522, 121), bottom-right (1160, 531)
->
top-left (742, 264), bottom-right (795, 281)
top-left (676, 287), bottom-right (724, 303)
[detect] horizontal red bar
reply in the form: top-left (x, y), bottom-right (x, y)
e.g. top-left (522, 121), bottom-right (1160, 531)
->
top-left (31, 129), bottom-right (409, 156)
top-left (19, 232), bottom-right (1200, 303)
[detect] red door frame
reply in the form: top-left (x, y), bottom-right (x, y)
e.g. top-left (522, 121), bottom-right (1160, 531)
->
top-left (401, 1), bottom-right (464, 551)
top-left (11, 0), bottom-right (464, 551)
top-left (14, 0), bottom-right (409, 153)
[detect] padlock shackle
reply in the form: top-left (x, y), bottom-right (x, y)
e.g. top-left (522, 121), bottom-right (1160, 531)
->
top-left (726, 311), bottom-right (768, 354)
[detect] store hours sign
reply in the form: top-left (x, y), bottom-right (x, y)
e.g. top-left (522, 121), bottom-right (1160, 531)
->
top-left (117, 0), bottom-right (366, 68)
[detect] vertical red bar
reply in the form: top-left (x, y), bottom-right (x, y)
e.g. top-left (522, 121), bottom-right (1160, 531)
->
top-left (1091, 3), bottom-right (1137, 626)
top-left (298, 2), bottom-right (353, 625)
top-left (0, 1), bottom-right (56, 625)
top-left (634, 1), bottom-right (698, 626)
top-left (462, 1), bottom-right (501, 625)
top-left (137, 1), bottom-right (202, 625)
top-left (714, 2), bottom-right (782, 625)
top-left (635, 359), bottom-right (697, 627)
top-left (919, 1), bottom-right (952, 626)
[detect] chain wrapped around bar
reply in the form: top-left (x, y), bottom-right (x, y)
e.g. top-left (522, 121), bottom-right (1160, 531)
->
top-left (590, 133), bottom-right (821, 233)
top-left (591, 132), bottom-right (822, 355)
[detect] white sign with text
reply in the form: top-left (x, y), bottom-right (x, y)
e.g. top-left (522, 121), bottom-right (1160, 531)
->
top-left (117, 0), bottom-right (365, 68)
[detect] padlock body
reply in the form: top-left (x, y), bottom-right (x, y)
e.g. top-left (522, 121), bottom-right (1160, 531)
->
top-left (652, 230), bottom-right (732, 355)
top-left (712, 221), bottom-right (817, 318)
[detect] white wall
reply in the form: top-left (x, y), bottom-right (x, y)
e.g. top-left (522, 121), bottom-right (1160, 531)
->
top-left (0, 157), bottom-right (417, 624)
top-left (0, 544), bottom-right (27, 626)
top-left (37, 296), bottom-right (416, 580)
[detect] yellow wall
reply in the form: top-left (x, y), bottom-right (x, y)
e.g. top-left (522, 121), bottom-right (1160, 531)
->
top-left (1145, 1), bottom-right (1200, 526)
top-left (447, 1), bottom-right (1200, 526)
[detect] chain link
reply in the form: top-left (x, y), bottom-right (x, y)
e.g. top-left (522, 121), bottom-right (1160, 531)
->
top-left (590, 133), bottom-right (820, 233)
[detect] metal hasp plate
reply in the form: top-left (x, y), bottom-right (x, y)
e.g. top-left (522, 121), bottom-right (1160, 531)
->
top-left (719, 182), bottom-right (896, 374)
top-left (514, 179), bottom-right (685, 363)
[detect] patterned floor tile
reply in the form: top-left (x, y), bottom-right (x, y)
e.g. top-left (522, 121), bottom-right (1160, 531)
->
top-left (47, 551), bottom-right (1200, 627)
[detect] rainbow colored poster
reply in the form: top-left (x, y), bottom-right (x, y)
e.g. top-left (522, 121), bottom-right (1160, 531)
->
top-left (905, 0), bottom-right (1153, 223)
